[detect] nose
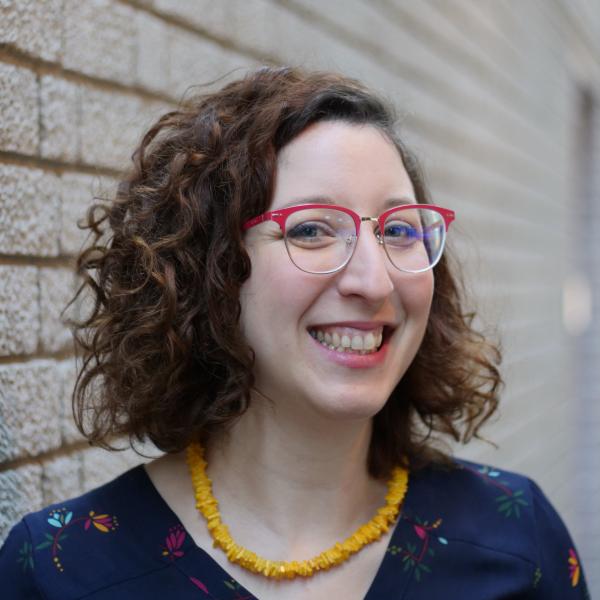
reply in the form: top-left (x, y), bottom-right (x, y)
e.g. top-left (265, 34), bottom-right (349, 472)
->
top-left (335, 222), bottom-right (394, 302)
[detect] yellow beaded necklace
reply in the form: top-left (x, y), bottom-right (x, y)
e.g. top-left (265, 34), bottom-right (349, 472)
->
top-left (185, 441), bottom-right (409, 580)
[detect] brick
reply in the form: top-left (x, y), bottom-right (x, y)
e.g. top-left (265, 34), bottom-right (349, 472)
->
top-left (40, 75), bottom-right (80, 162)
top-left (220, 51), bottom-right (261, 82)
top-left (41, 453), bottom-right (83, 505)
top-left (62, 0), bottom-right (136, 84)
top-left (0, 63), bottom-right (38, 154)
top-left (79, 86), bottom-right (158, 170)
top-left (167, 29), bottom-right (236, 98)
top-left (226, 0), bottom-right (285, 58)
top-left (150, 2), bottom-right (277, 78)
top-left (283, 0), bottom-right (414, 61)
top-left (39, 267), bottom-right (76, 353)
top-left (64, 276), bottom-right (98, 341)
top-left (59, 173), bottom-right (95, 256)
top-left (56, 357), bottom-right (83, 444)
top-left (81, 445), bottom-right (151, 492)
top-left (0, 164), bottom-right (61, 256)
top-left (214, 0), bottom-right (332, 66)
top-left (135, 11), bottom-right (170, 93)
top-left (60, 173), bottom-right (117, 256)
top-left (158, 20), bottom-right (257, 98)
top-left (0, 266), bottom-right (39, 356)
top-left (0, 0), bottom-right (63, 62)
top-left (0, 360), bottom-right (62, 462)
top-left (225, 1), bottom-right (352, 71)
top-left (0, 463), bottom-right (43, 544)
top-left (153, 0), bottom-right (228, 36)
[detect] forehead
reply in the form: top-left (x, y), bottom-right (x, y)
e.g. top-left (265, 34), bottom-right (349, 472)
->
top-left (272, 121), bottom-right (415, 212)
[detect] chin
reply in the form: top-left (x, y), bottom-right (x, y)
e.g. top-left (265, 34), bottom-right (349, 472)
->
top-left (307, 389), bottom-right (390, 422)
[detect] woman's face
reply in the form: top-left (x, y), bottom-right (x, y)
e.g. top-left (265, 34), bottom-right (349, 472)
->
top-left (240, 121), bottom-right (434, 422)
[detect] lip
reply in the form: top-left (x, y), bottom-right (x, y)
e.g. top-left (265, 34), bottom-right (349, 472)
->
top-left (309, 328), bottom-right (391, 369)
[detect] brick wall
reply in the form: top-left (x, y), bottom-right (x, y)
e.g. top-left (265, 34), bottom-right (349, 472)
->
top-left (1, 0), bottom-right (599, 592)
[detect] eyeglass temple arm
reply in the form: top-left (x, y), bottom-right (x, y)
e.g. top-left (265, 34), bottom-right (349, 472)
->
top-left (439, 208), bottom-right (455, 230)
top-left (242, 213), bottom-right (272, 231)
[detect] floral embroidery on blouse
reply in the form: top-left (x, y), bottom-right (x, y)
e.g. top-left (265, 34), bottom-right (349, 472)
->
top-left (161, 524), bottom-right (186, 560)
top-left (16, 540), bottom-right (34, 573)
top-left (160, 525), bottom-right (254, 599)
top-left (222, 578), bottom-right (254, 599)
top-left (465, 465), bottom-right (529, 518)
top-left (569, 548), bottom-right (581, 587)
top-left (189, 576), bottom-right (253, 600)
top-left (387, 516), bottom-right (447, 582)
top-left (532, 566), bottom-right (542, 588)
top-left (33, 507), bottom-right (118, 572)
top-left (189, 576), bottom-right (212, 595)
top-left (2, 463), bottom-right (589, 598)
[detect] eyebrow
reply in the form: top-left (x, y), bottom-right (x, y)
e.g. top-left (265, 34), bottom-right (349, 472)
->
top-left (279, 196), bottom-right (417, 210)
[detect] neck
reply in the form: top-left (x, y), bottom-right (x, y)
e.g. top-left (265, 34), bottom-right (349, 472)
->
top-left (205, 389), bottom-right (385, 544)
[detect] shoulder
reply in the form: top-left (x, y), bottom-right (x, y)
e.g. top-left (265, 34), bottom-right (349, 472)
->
top-left (413, 458), bottom-right (535, 516)
top-left (404, 458), bottom-right (589, 597)
top-left (0, 464), bottom-right (185, 600)
top-left (22, 465), bottom-right (133, 538)
top-left (407, 458), bottom-right (538, 556)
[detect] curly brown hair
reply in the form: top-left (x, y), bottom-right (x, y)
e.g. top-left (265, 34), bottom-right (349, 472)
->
top-left (70, 66), bottom-right (502, 478)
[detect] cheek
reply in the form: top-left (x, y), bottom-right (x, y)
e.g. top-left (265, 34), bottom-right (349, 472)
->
top-left (239, 247), bottom-right (318, 344)
top-left (397, 271), bottom-right (434, 321)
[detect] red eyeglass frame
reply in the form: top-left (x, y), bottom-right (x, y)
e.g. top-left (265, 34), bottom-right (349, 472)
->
top-left (242, 203), bottom-right (456, 235)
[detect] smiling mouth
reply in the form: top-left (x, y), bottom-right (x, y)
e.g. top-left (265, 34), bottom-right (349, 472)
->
top-left (307, 326), bottom-right (392, 355)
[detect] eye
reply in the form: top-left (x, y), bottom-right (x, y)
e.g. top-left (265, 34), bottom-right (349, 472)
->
top-left (287, 221), bottom-right (338, 245)
top-left (383, 221), bottom-right (420, 246)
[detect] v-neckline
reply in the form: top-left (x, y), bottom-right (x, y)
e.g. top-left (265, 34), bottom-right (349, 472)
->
top-left (137, 463), bottom-right (415, 599)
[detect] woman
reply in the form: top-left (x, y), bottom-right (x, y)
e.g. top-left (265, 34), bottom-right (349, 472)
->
top-left (0, 67), bottom-right (589, 599)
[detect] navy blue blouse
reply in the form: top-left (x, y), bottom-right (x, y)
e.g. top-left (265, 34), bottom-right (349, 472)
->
top-left (0, 458), bottom-right (589, 599)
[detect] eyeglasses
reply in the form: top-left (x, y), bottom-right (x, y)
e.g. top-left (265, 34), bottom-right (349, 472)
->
top-left (243, 203), bottom-right (455, 274)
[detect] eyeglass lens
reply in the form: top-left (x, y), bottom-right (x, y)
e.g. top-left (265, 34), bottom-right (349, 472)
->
top-left (283, 207), bottom-right (445, 274)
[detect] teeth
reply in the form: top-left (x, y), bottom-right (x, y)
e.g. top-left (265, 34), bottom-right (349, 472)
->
top-left (308, 326), bottom-right (386, 355)
top-left (351, 335), bottom-right (363, 350)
